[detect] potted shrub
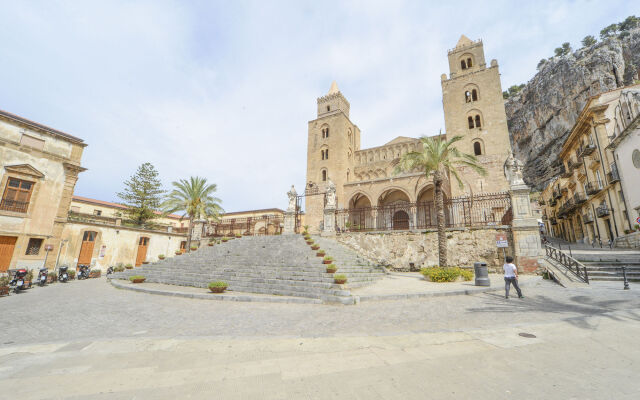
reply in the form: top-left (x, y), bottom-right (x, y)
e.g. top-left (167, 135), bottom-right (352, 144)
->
top-left (222, 237), bottom-right (229, 243)
top-left (208, 281), bottom-right (228, 293)
top-left (129, 275), bottom-right (146, 284)
top-left (175, 250), bottom-right (182, 255)
top-left (326, 264), bottom-right (337, 273)
top-left (68, 269), bottom-right (76, 280)
top-left (47, 271), bottom-right (57, 283)
top-left (311, 244), bottom-right (320, 250)
top-left (334, 274), bottom-right (347, 284)
top-left (316, 250), bottom-right (325, 257)
top-left (190, 244), bottom-right (198, 251)
top-left (323, 256), bottom-right (333, 265)
top-left (25, 270), bottom-right (33, 288)
top-left (208, 241), bottom-right (214, 246)
top-left (306, 240), bottom-right (314, 245)
top-left (89, 269), bottom-right (101, 278)
top-left (0, 276), bottom-right (9, 296)
top-left (113, 266), bottom-right (124, 273)
top-left (235, 234), bottom-right (242, 239)
top-left (158, 254), bottom-right (165, 260)
top-left (142, 261), bottom-right (149, 265)
top-left (125, 264), bottom-right (134, 269)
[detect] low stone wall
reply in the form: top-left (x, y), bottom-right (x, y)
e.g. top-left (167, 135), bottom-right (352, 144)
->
top-left (335, 228), bottom-right (514, 272)
top-left (614, 231), bottom-right (640, 249)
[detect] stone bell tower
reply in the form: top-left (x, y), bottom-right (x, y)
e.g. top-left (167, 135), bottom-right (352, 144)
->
top-left (305, 81), bottom-right (361, 232)
top-left (441, 35), bottom-right (512, 197)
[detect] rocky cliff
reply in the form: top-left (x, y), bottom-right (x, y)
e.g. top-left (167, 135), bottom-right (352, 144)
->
top-left (506, 28), bottom-right (640, 189)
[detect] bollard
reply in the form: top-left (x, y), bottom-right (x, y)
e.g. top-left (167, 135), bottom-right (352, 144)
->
top-left (622, 267), bottom-right (630, 290)
top-left (474, 262), bottom-right (490, 287)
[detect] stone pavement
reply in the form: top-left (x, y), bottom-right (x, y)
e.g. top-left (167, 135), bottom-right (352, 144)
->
top-left (1, 278), bottom-right (639, 399)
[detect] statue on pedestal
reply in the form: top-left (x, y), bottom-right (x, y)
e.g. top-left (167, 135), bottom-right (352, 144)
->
top-left (504, 152), bottom-right (526, 186)
top-left (287, 185), bottom-right (297, 212)
top-left (325, 179), bottom-right (336, 209)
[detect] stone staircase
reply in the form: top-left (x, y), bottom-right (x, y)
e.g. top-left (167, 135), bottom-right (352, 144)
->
top-left (111, 234), bottom-right (385, 304)
top-left (573, 253), bottom-right (640, 282)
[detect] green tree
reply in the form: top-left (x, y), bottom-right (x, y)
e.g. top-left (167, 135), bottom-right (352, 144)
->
top-left (581, 35), bottom-right (596, 47)
top-left (162, 177), bottom-right (224, 251)
top-left (116, 162), bottom-right (165, 225)
top-left (393, 135), bottom-right (486, 267)
top-left (619, 15), bottom-right (639, 31)
top-left (536, 59), bottom-right (547, 70)
top-left (600, 23), bottom-right (619, 39)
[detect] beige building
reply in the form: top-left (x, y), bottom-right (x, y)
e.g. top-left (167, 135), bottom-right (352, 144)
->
top-left (0, 109), bottom-right (86, 273)
top-left (304, 35), bottom-right (512, 232)
top-left (208, 208), bottom-right (285, 237)
top-left (540, 85), bottom-right (639, 244)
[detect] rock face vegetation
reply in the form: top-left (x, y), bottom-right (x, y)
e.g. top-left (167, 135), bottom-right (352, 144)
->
top-left (506, 18), bottom-right (640, 189)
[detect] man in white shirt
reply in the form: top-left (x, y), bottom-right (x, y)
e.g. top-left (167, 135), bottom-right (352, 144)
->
top-left (503, 256), bottom-right (523, 299)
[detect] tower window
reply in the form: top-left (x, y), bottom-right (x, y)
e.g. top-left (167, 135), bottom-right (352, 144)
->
top-left (321, 150), bottom-right (325, 160)
top-left (322, 170), bottom-right (327, 181)
top-left (327, 105), bottom-right (330, 112)
top-left (475, 115), bottom-right (482, 128)
top-left (473, 141), bottom-right (482, 156)
top-left (321, 127), bottom-right (330, 139)
top-left (468, 116), bottom-right (474, 129)
top-left (325, 149), bottom-right (329, 159)
top-left (467, 58), bottom-right (472, 68)
top-left (461, 60), bottom-right (467, 70)
top-left (472, 89), bottom-right (478, 101)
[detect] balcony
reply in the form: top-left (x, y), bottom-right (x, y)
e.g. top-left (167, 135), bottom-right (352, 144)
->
top-left (586, 181), bottom-right (603, 196)
top-left (579, 143), bottom-right (596, 156)
top-left (606, 165), bottom-right (620, 184)
top-left (596, 205), bottom-right (610, 218)
top-left (568, 158), bottom-right (581, 170)
top-left (588, 158), bottom-right (601, 170)
top-left (573, 192), bottom-right (587, 205)
top-left (576, 166), bottom-right (587, 180)
top-left (582, 212), bottom-right (594, 224)
top-left (0, 199), bottom-right (29, 213)
top-left (550, 217), bottom-right (557, 225)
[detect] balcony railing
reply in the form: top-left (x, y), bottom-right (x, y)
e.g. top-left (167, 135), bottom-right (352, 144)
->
top-left (596, 205), bottom-right (610, 218)
top-left (582, 212), bottom-right (594, 224)
top-left (0, 199), bottom-right (29, 213)
top-left (576, 166), bottom-right (587, 179)
top-left (550, 217), bottom-right (557, 225)
top-left (573, 192), bottom-right (587, 205)
top-left (579, 143), bottom-right (596, 156)
top-left (586, 182), bottom-right (603, 196)
top-left (606, 165), bottom-right (620, 184)
top-left (568, 158), bottom-right (581, 170)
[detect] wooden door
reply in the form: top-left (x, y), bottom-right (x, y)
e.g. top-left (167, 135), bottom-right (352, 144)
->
top-left (0, 236), bottom-right (18, 272)
top-left (180, 241), bottom-right (187, 254)
top-left (77, 231), bottom-right (97, 265)
top-left (135, 237), bottom-right (149, 266)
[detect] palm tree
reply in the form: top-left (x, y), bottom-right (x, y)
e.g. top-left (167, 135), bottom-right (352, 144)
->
top-left (393, 135), bottom-right (486, 267)
top-left (162, 177), bottom-right (224, 252)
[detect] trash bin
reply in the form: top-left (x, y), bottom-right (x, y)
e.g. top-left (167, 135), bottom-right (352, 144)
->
top-left (474, 262), bottom-right (490, 286)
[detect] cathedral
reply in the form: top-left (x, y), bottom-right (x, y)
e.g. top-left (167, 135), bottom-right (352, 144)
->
top-left (304, 35), bottom-right (513, 232)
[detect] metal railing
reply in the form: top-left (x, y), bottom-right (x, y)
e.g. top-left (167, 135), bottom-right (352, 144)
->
top-left (573, 192), bottom-right (587, 205)
top-left (606, 165), bottom-right (620, 184)
top-left (596, 204), bottom-right (610, 218)
top-left (582, 212), bottom-right (594, 224)
top-left (334, 192), bottom-right (512, 232)
top-left (545, 244), bottom-right (589, 283)
top-left (579, 143), bottom-right (596, 156)
top-left (586, 181), bottom-right (603, 196)
top-left (0, 199), bottom-right (29, 213)
top-left (206, 214), bottom-right (285, 237)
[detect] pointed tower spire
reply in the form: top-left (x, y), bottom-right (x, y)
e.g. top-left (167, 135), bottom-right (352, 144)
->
top-left (456, 34), bottom-right (473, 48)
top-left (328, 81), bottom-right (340, 95)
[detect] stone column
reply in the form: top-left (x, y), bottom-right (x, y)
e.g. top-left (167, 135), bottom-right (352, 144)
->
top-left (322, 208), bottom-right (336, 236)
top-left (191, 219), bottom-right (206, 242)
top-left (283, 212), bottom-right (296, 235)
top-left (509, 183), bottom-right (543, 274)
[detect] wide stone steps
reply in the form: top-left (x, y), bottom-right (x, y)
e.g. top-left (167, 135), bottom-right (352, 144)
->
top-left (112, 234), bottom-right (386, 303)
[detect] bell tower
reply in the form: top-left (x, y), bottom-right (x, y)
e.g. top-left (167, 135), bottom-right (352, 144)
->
top-left (441, 35), bottom-right (512, 197)
top-left (305, 82), bottom-right (360, 232)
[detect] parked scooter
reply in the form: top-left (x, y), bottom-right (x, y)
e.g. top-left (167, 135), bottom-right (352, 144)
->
top-left (58, 266), bottom-right (69, 282)
top-left (77, 265), bottom-right (91, 280)
top-left (37, 267), bottom-right (49, 286)
top-left (106, 266), bottom-right (114, 275)
top-left (9, 269), bottom-right (28, 293)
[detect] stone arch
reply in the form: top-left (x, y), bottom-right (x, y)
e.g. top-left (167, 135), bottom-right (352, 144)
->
top-left (472, 138), bottom-right (485, 155)
top-left (320, 168), bottom-right (328, 182)
top-left (349, 192), bottom-right (372, 209)
top-left (459, 53), bottom-right (474, 70)
top-left (320, 123), bottom-right (330, 139)
top-left (463, 83), bottom-right (480, 103)
top-left (377, 187), bottom-right (411, 206)
top-left (466, 109), bottom-right (483, 129)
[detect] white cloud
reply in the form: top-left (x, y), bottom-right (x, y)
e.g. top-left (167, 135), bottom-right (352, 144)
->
top-left (0, 0), bottom-right (635, 211)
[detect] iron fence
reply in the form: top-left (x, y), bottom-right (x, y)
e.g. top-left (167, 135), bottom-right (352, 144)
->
top-left (334, 192), bottom-right (512, 232)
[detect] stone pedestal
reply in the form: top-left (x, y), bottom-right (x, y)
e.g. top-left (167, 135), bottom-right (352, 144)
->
top-left (283, 212), bottom-right (296, 235)
top-left (321, 208), bottom-right (336, 236)
top-left (191, 219), bottom-right (206, 242)
top-left (509, 184), bottom-right (542, 273)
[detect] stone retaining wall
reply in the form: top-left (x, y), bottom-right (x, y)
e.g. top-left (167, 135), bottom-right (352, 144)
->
top-left (614, 231), bottom-right (640, 249)
top-left (335, 228), bottom-right (515, 272)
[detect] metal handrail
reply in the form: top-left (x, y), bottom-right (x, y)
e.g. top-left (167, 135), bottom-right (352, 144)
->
top-left (544, 244), bottom-right (589, 284)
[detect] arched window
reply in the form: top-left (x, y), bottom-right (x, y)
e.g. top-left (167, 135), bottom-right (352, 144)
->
top-left (325, 149), bottom-right (329, 159)
top-left (322, 170), bottom-right (327, 181)
top-left (325, 127), bottom-right (329, 138)
top-left (475, 115), bottom-right (482, 128)
top-left (473, 141), bottom-right (482, 156)
top-left (326, 105), bottom-right (330, 112)
top-left (465, 91), bottom-right (472, 103)
top-left (321, 150), bottom-right (326, 160)
top-left (461, 60), bottom-right (467, 70)
top-left (467, 58), bottom-right (472, 68)
top-left (468, 116), bottom-right (474, 129)
top-left (472, 89), bottom-right (478, 101)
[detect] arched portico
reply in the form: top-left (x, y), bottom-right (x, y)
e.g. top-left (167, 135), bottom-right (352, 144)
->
top-left (347, 192), bottom-right (373, 231)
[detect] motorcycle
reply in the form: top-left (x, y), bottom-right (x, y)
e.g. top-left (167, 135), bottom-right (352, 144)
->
top-left (77, 265), bottom-right (91, 280)
top-left (9, 269), bottom-right (28, 293)
top-left (37, 267), bottom-right (48, 286)
top-left (106, 266), bottom-right (114, 275)
top-left (58, 266), bottom-right (69, 282)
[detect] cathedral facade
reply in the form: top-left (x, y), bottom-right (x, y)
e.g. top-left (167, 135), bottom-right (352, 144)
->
top-left (304, 35), bottom-right (513, 232)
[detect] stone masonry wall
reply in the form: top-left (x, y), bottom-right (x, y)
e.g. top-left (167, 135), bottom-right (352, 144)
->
top-left (335, 228), bottom-right (516, 273)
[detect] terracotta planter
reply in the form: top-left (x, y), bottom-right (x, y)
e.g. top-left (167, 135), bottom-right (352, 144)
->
top-left (334, 279), bottom-right (347, 284)
top-left (89, 271), bottom-right (101, 278)
top-left (125, 266), bottom-right (134, 269)
top-left (209, 287), bottom-right (227, 293)
top-left (24, 280), bottom-right (32, 288)
top-left (326, 268), bottom-right (337, 274)
top-left (311, 245), bottom-right (320, 250)
top-left (175, 253), bottom-right (182, 256)
top-left (142, 261), bottom-right (149, 265)
top-left (158, 257), bottom-right (165, 260)
top-left (208, 243), bottom-right (214, 246)
top-left (323, 260), bottom-right (332, 264)
top-left (316, 253), bottom-right (325, 257)
top-left (306, 241), bottom-right (313, 245)
top-left (0, 286), bottom-right (9, 296)
top-left (47, 276), bottom-right (56, 283)
top-left (131, 278), bottom-right (145, 284)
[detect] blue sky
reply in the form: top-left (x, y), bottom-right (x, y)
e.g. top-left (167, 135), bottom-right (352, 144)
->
top-left (0, 1), bottom-right (636, 212)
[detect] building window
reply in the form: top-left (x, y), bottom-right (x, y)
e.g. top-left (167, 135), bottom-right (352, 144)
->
top-left (1, 178), bottom-right (34, 213)
top-left (327, 105), bottom-right (330, 112)
top-left (468, 116), bottom-right (474, 129)
top-left (321, 127), bottom-right (330, 139)
top-left (93, 209), bottom-right (102, 216)
top-left (473, 141), bottom-right (482, 156)
top-left (25, 238), bottom-right (43, 255)
top-left (461, 60), bottom-right (467, 70)
top-left (322, 170), bottom-right (327, 181)
top-left (467, 58), bottom-right (472, 68)
top-left (475, 115), bottom-right (482, 128)
top-left (472, 89), bottom-right (478, 101)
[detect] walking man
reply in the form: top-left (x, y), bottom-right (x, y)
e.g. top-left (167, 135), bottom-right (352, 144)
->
top-left (504, 256), bottom-right (523, 299)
